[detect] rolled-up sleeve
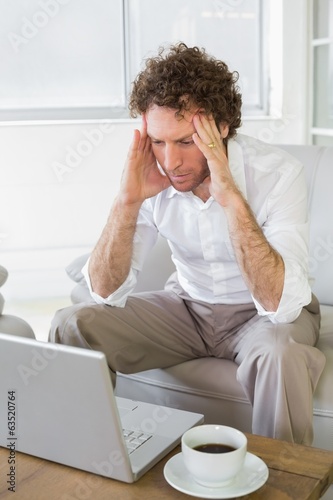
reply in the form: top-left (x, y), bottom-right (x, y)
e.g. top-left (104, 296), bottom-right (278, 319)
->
top-left (82, 259), bottom-right (139, 307)
top-left (252, 161), bottom-right (312, 324)
top-left (252, 257), bottom-right (312, 323)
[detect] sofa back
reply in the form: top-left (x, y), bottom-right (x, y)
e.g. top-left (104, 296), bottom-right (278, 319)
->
top-left (279, 145), bottom-right (333, 306)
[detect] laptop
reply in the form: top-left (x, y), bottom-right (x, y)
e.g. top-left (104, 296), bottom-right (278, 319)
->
top-left (0, 332), bottom-right (203, 483)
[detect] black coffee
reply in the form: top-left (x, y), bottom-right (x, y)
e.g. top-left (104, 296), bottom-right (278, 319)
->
top-left (194, 443), bottom-right (236, 454)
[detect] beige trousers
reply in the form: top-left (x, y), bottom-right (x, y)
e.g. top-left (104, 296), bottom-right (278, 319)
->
top-left (49, 280), bottom-right (325, 445)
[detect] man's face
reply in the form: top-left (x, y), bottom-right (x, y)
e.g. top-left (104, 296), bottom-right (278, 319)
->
top-left (146, 105), bottom-right (211, 194)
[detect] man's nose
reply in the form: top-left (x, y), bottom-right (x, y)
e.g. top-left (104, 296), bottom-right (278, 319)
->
top-left (164, 144), bottom-right (182, 171)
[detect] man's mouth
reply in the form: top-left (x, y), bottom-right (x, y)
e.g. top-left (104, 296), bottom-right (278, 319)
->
top-left (169, 173), bottom-right (191, 181)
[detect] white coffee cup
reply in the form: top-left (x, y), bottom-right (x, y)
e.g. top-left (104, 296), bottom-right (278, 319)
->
top-left (181, 424), bottom-right (247, 487)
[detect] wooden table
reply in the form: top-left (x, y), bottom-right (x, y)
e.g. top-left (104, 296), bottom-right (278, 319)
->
top-left (1, 433), bottom-right (332, 499)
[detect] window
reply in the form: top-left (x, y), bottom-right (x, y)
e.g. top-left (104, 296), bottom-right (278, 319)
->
top-left (311, 0), bottom-right (333, 145)
top-left (0, 0), bottom-right (125, 121)
top-left (127, 0), bottom-right (268, 116)
top-left (0, 0), bottom-right (271, 123)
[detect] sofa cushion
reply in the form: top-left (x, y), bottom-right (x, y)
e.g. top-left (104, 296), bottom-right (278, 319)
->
top-left (279, 145), bottom-right (333, 306)
top-left (307, 148), bottom-right (333, 305)
top-left (66, 254), bottom-right (89, 284)
top-left (0, 266), bottom-right (8, 315)
top-left (0, 314), bottom-right (35, 338)
top-left (314, 305), bottom-right (333, 413)
top-left (116, 357), bottom-right (253, 433)
top-left (0, 266), bottom-right (8, 287)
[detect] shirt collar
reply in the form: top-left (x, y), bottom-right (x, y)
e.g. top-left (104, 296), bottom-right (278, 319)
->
top-left (165, 186), bottom-right (190, 199)
top-left (164, 135), bottom-right (247, 200)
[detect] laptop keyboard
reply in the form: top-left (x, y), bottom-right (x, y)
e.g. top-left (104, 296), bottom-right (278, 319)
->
top-left (122, 429), bottom-right (152, 454)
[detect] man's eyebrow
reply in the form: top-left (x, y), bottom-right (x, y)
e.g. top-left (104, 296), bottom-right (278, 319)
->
top-left (149, 134), bottom-right (194, 142)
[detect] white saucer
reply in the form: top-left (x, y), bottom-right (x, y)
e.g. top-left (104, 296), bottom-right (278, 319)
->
top-left (163, 452), bottom-right (269, 499)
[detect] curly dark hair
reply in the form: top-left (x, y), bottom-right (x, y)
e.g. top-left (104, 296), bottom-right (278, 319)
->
top-left (129, 43), bottom-right (242, 139)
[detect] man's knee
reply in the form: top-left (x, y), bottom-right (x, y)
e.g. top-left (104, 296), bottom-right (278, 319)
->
top-left (237, 317), bottom-right (318, 369)
top-left (49, 303), bottom-right (99, 344)
top-left (257, 321), bottom-right (323, 378)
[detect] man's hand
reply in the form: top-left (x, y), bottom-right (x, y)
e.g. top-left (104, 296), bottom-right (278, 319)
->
top-left (119, 115), bottom-right (171, 206)
top-left (192, 113), bottom-right (240, 207)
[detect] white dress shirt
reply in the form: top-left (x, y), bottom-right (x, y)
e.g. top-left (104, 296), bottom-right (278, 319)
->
top-left (83, 133), bottom-right (312, 324)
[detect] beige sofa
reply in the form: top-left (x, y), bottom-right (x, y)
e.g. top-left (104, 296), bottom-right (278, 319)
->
top-left (68, 144), bottom-right (333, 453)
top-left (0, 265), bottom-right (34, 338)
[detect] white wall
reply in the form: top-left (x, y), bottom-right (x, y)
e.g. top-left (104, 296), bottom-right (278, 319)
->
top-left (0, 0), bottom-right (311, 301)
top-left (1, 121), bottom-right (131, 299)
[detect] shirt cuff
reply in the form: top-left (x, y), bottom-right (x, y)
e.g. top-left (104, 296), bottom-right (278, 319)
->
top-left (253, 297), bottom-right (306, 324)
top-left (82, 258), bottom-right (138, 307)
top-left (252, 260), bottom-right (312, 324)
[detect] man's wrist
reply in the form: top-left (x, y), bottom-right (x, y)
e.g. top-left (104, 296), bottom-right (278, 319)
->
top-left (112, 195), bottom-right (142, 221)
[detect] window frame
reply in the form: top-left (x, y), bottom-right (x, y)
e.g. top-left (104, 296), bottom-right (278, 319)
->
top-left (0, 0), bottom-right (274, 125)
top-left (310, 0), bottom-right (333, 145)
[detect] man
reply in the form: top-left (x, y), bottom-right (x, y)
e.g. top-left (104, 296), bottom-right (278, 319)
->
top-left (50, 43), bottom-right (325, 445)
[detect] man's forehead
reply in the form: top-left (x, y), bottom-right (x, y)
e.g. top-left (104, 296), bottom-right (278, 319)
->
top-left (146, 103), bottom-right (203, 121)
top-left (146, 106), bottom-right (196, 136)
